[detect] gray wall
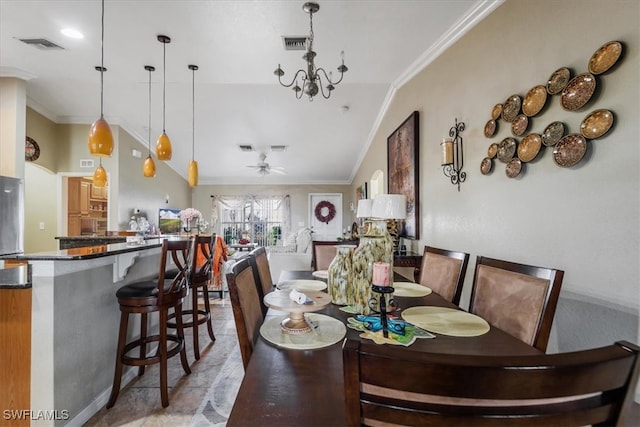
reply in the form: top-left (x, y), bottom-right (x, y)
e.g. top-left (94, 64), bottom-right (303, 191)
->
top-left (353, 0), bottom-right (639, 354)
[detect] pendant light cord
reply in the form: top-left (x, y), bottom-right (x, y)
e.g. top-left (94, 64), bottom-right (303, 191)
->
top-left (162, 41), bottom-right (166, 133)
top-left (192, 66), bottom-right (195, 161)
top-left (99, 0), bottom-right (105, 118)
top-left (148, 67), bottom-right (152, 155)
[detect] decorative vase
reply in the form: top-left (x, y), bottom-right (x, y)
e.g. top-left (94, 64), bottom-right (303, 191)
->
top-left (351, 219), bottom-right (394, 314)
top-left (327, 245), bottom-right (356, 305)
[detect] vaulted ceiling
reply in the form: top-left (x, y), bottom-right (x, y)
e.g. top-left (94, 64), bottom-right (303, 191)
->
top-left (0, 0), bottom-right (502, 184)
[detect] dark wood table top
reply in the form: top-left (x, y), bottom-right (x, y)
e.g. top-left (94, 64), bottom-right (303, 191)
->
top-left (227, 270), bottom-right (542, 426)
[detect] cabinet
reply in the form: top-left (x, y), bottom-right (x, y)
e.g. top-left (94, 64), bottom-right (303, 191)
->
top-left (67, 177), bottom-right (108, 236)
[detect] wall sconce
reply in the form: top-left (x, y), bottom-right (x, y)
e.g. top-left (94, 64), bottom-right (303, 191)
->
top-left (441, 118), bottom-right (466, 191)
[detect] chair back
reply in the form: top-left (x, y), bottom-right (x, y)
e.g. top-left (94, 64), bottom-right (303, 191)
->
top-left (311, 240), bottom-right (358, 271)
top-left (469, 256), bottom-right (564, 351)
top-left (191, 234), bottom-right (215, 287)
top-left (227, 257), bottom-right (264, 369)
top-left (249, 246), bottom-right (274, 301)
top-left (417, 246), bottom-right (469, 306)
top-left (343, 338), bottom-right (640, 427)
top-left (157, 238), bottom-right (194, 306)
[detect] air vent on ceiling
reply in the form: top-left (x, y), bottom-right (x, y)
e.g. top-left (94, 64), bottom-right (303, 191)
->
top-left (18, 38), bottom-right (64, 50)
top-left (282, 36), bottom-right (308, 51)
top-left (238, 145), bottom-right (255, 152)
top-left (270, 145), bottom-right (288, 152)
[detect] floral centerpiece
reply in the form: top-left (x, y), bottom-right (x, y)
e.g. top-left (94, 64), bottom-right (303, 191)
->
top-left (179, 208), bottom-right (202, 232)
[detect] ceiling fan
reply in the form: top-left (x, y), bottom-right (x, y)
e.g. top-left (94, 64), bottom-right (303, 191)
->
top-left (246, 153), bottom-right (287, 176)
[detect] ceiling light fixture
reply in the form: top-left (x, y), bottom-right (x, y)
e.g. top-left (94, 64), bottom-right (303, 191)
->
top-left (274, 2), bottom-right (347, 101)
top-left (93, 159), bottom-right (107, 188)
top-left (143, 65), bottom-right (156, 178)
top-left (88, 0), bottom-right (114, 158)
top-left (188, 64), bottom-right (199, 188)
top-left (155, 35), bottom-right (172, 161)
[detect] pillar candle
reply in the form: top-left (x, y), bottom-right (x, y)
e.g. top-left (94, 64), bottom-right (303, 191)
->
top-left (441, 138), bottom-right (454, 165)
top-left (372, 262), bottom-right (390, 286)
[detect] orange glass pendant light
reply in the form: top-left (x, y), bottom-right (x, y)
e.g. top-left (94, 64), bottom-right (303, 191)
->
top-left (155, 35), bottom-right (172, 161)
top-left (88, 0), bottom-right (114, 157)
top-left (93, 160), bottom-right (108, 188)
top-left (188, 64), bottom-right (199, 187)
top-left (143, 65), bottom-right (156, 178)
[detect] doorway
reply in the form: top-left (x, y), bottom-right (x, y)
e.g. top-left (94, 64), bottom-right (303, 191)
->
top-left (309, 193), bottom-right (343, 241)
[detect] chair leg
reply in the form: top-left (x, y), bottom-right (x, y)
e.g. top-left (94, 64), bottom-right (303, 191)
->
top-left (191, 285), bottom-right (201, 360)
top-left (201, 285), bottom-right (216, 342)
top-left (106, 310), bottom-right (129, 409)
top-left (175, 302), bottom-right (192, 375)
top-left (138, 312), bottom-right (147, 376)
top-left (159, 308), bottom-right (169, 408)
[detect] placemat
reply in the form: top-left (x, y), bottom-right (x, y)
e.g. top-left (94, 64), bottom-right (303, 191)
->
top-left (277, 279), bottom-right (327, 292)
top-left (401, 306), bottom-right (490, 337)
top-left (312, 270), bottom-right (328, 279)
top-left (393, 282), bottom-right (432, 297)
top-left (260, 313), bottom-right (346, 350)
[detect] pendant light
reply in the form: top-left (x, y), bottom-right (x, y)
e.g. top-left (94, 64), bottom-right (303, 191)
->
top-left (188, 64), bottom-right (198, 187)
top-left (93, 159), bottom-right (107, 188)
top-left (88, 0), bottom-right (114, 157)
top-left (143, 65), bottom-right (156, 178)
top-left (155, 35), bottom-right (172, 160)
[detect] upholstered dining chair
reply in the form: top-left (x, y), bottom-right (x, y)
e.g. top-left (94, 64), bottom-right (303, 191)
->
top-left (249, 246), bottom-right (274, 315)
top-left (167, 234), bottom-right (216, 360)
top-left (469, 256), bottom-right (564, 352)
top-left (343, 338), bottom-right (640, 427)
top-left (227, 257), bottom-right (264, 369)
top-left (311, 239), bottom-right (358, 271)
top-left (417, 246), bottom-right (469, 306)
top-left (107, 238), bottom-right (194, 409)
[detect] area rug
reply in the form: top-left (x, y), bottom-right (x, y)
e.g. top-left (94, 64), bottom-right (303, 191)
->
top-left (190, 343), bottom-right (243, 426)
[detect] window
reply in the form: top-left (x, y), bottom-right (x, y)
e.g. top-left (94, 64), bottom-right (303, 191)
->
top-left (215, 196), bottom-right (289, 247)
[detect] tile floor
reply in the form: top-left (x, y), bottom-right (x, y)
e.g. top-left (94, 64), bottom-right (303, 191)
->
top-left (85, 294), bottom-right (240, 427)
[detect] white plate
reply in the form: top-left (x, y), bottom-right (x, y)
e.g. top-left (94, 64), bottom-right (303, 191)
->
top-left (312, 270), bottom-right (328, 279)
top-left (277, 279), bottom-right (327, 292)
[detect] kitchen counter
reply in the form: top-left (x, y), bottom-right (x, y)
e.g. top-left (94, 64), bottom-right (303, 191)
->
top-left (25, 238), bottom-right (166, 260)
top-left (55, 234), bottom-right (168, 249)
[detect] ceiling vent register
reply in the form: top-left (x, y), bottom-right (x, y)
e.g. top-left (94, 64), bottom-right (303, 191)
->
top-left (19, 38), bottom-right (64, 50)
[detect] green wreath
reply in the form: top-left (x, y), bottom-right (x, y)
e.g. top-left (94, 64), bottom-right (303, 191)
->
top-left (314, 200), bottom-right (336, 224)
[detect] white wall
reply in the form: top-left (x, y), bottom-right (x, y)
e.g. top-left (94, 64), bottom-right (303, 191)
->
top-left (354, 0), bottom-right (639, 353)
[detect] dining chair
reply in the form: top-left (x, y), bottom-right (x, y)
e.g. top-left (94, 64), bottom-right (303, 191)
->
top-left (469, 256), bottom-right (564, 352)
top-left (226, 257), bottom-right (264, 369)
top-left (167, 234), bottom-right (216, 360)
top-left (417, 246), bottom-right (469, 306)
top-left (311, 239), bottom-right (358, 271)
top-left (343, 338), bottom-right (640, 427)
top-left (248, 246), bottom-right (274, 311)
top-left (107, 238), bottom-right (194, 409)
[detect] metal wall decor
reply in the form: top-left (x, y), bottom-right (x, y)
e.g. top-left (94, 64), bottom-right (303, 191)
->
top-left (481, 40), bottom-right (623, 179)
top-left (441, 118), bottom-right (466, 191)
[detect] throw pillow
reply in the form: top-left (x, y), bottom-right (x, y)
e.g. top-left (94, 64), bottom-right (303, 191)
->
top-left (296, 228), bottom-right (312, 253)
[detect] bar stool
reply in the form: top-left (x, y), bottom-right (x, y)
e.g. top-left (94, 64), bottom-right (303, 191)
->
top-left (106, 238), bottom-right (194, 409)
top-left (168, 234), bottom-right (216, 360)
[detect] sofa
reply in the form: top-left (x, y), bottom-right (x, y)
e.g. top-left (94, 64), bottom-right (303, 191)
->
top-left (267, 227), bottom-right (313, 282)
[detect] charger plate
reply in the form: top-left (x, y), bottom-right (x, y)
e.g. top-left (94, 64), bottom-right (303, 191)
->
top-left (393, 282), bottom-right (432, 297)
top-left (260, 313), bottom-right (346, 350)
top-left (277, 279), bottom-right (327, 292)
top-left (401, 306), bottom-right (490, 337)
top-left (312, 270), bottom-right (328, 279)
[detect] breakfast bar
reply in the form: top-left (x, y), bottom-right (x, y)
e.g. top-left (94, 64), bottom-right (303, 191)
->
top-left (3, 239), bottom-right (174, 426)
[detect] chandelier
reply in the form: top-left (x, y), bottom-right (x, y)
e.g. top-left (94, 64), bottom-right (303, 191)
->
top-left (274, 2), bottom-right (348, 101)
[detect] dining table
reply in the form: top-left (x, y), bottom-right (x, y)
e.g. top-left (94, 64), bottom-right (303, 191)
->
top-left (227, 270), bottom-right (542, 426)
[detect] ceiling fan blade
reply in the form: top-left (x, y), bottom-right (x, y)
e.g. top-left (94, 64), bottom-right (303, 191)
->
top-left (270, 168), bottom-right (288, 175)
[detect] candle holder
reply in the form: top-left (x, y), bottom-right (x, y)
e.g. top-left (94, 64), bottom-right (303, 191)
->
top-left (441, 118), bottom-right (466, 192)
top-left (368, 284), bottom-right (401, 338)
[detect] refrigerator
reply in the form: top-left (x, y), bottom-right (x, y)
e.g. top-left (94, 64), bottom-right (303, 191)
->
top-left (0, 175), bottom-right (24, 256)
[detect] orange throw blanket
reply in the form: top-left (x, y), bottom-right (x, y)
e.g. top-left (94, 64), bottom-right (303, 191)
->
top-left (195, 236), bottom-right (228, 288)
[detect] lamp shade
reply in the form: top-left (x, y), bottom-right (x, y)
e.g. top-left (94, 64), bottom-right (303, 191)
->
top-left (188, 160), bottom-right (198, 187)
top-left (93, 164), bottom-right (108, 188)
top-left (356, 199), bottom-right (373, 218)
top-left (88, 117), bottom-right (114, 157)
top-left (371, 194), bottom-right (406, 219)
top-left (156, 132), bottom-right (172, 160)
top-left (143, 155), bottom-right (156, 178)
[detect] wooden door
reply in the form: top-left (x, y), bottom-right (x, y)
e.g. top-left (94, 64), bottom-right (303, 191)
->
top-left (309, 193), bottom-right (343, 241)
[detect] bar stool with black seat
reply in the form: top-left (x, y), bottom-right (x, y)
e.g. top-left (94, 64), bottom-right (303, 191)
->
top-left (106, 238), bottom-right (194, 409)
top-left (168, 234), bottom-right (216, 360)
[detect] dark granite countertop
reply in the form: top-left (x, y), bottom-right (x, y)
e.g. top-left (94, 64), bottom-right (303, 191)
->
top-left (0, 264), bottom-right (31, 289)
top-left (5, 238), bottom-right (175, 261)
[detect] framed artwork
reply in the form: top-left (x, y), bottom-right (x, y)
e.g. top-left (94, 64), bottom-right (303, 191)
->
top-left (158, 208), bottom-right (181, 234)
top-left (387, 111), bottom-right (419, 239)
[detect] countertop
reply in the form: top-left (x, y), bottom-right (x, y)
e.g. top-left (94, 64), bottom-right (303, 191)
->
top-left (0, 264), bottom-right (31, 289)
top-left (5, 238), bottom-right (172, 261)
